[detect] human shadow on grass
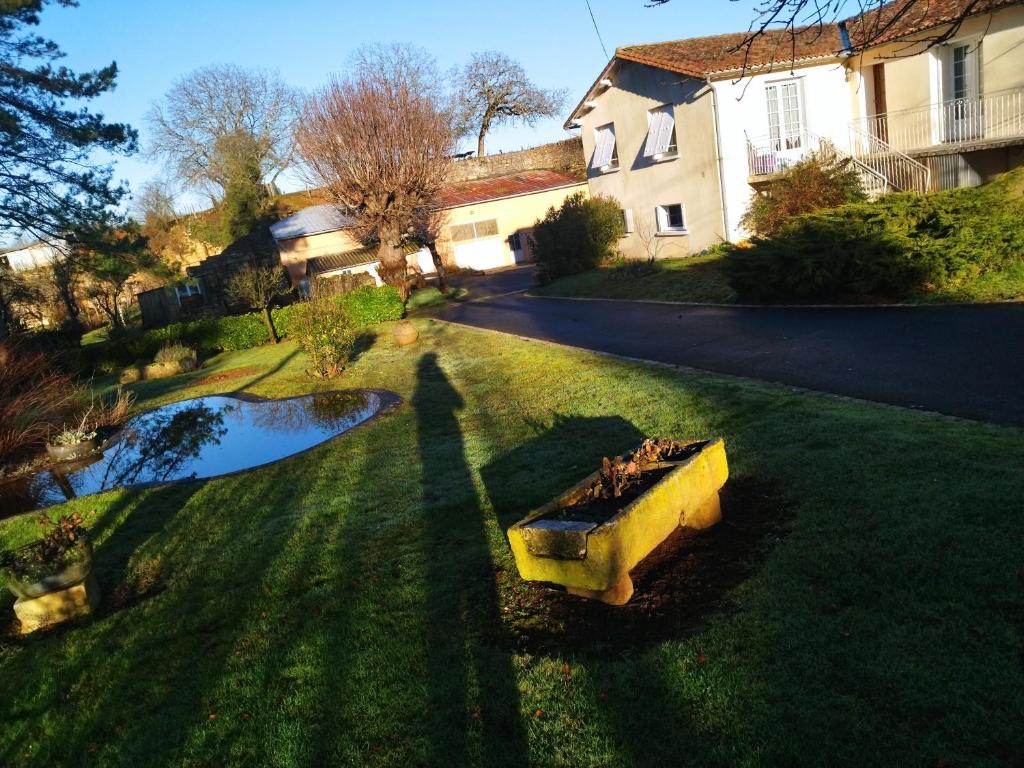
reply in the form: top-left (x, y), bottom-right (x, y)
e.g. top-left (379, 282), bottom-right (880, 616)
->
top-left (413, 352), bottom-right (530, 767)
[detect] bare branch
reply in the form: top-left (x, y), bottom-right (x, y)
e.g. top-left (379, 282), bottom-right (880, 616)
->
top-left (146, 65), bottom-right (301, 196)
top-left (453, 51), bottom-right (568, 157)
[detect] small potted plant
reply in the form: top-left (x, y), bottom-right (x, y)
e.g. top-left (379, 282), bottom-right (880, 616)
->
top-left (1, 513), bottom-right (94, 601)
top-left (46, 411), bottom-right (100, 462)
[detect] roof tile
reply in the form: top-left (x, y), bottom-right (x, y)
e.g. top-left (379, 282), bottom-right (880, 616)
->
top-left (434, 169), bottom-right (585, 209)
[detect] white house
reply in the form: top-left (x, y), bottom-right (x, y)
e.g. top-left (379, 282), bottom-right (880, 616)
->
top-left (565, 0), bottom-right (1024, 254)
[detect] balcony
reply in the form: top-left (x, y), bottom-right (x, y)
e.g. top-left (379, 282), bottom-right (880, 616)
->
top-left (851, 87), bottom-right (1024, 157)
top-left (746, 129), bottom-right (893, 196)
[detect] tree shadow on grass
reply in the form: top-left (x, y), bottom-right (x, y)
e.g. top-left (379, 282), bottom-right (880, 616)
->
top-left (413, 352), bottom-right (530, 767)
top-left (0, 465), bottom-right (315, 767)
top-left (349, 330), bottom-right (376, 365)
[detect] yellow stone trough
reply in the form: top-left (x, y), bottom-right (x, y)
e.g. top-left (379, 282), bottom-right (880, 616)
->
top-left (507, 438), bottom-right (729, 605)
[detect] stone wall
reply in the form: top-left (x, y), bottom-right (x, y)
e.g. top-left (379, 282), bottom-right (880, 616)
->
top-left (449, 137), bottom-right (585, 182)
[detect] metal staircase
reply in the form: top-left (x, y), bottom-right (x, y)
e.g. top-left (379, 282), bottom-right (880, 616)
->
top-left (847, 123), bottom-right (932, 194)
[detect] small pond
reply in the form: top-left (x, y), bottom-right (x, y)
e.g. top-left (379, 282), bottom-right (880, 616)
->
top-left (0, 390), bottom-right (397, 517)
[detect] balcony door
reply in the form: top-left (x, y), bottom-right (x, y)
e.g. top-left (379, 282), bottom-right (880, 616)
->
top-left (945, 42), bottom-right (982, 142)
top-left (765, 80), bottom-right (804, 168)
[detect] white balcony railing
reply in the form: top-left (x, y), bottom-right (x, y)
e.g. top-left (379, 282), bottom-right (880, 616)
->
top-left (746, 129), bottom-right (892, 196)
top-left (851, 87), bottom-right (1024, 155)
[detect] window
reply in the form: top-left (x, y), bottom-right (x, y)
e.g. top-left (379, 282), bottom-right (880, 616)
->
top-left (175, 282), bottom-right (201, 299)
top-left (591, 123), bottom-right (618, 171)
top-left (508, 232), bottom-right (523, 251)
top-left (450, 219), bottom-right (499, 242)
top-left (656, 204), bottom-right (687, 234)
top-left (765, 80), bottom-right (803, 151)
top-left (643, 105), bottom-right (677, 159)
top-left (621, 208), bottom-right (634, 235)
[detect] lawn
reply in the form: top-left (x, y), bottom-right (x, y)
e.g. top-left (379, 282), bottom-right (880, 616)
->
top-left (536, 254), bottom-right (1024, 305)
top-left (533, 253), bottom-right (736, 304)
top-left (1, 320), bottom-right (1023, 767)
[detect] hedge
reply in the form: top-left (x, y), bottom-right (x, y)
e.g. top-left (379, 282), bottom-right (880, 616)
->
top-left (722, 169), bottom-right (1024, 302)
top-left (67, 285), bottom-right (405, 376)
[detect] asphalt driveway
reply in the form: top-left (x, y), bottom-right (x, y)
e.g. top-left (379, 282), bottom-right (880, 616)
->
top-left (443, 267), bottom-right (1024, 426)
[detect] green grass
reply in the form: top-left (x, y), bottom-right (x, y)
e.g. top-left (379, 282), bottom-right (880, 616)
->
top-left (406, 286), bottom-right (470, 312)
top-left (80, 325), bottom-right (112, 345)
top-left (2, 320), bottom-right (1023, 766)
top-left (537, 255), bottom-right (1024, 306)
top-left (534, 254), bottom-right (736, 303)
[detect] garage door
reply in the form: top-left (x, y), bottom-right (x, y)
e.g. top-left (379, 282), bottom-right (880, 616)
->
top-left (453, 238), bottom-right (507, 271)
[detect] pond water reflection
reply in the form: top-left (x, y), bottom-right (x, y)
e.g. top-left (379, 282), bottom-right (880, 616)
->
top-left (0, 390), bottom-right (395, 517)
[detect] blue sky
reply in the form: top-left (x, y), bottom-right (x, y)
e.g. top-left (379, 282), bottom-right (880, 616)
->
top-left (35, 0), bottom-right (762, 211)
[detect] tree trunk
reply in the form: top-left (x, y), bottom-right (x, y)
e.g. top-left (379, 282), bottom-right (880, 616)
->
top-left (262, 306), bottom-right (279, 344)
top-left (0, 286), bottom-right (11, 342)
top-left (377, 234), bottom-right (411, 300)
top-left (427, 241), bottom-right (448, 293)
top-left (477, 127), bottom-right (487, 158)
top-left (52, 260), bottom-right (83, 335)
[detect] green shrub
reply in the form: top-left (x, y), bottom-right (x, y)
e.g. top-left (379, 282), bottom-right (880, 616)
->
top-left (154, 342), bottom-right (197, 364)
top-left (530, 193), bottom-right (624, 284)
top-left (287, 298), bottom-right (356, 379)
top-left (340, 285), bottom-right (405, 325)
top-left (742, 143), bottom-right (866, 237)
top-left (723, 173), bottom-right (1024, 302)
top-left (69, 285), bottom-right (404, 376)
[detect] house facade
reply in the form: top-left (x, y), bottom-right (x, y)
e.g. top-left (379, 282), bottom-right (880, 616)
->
top-left (434, 169), bottom-right (588, 270)
top-left (269, 168), bottom-right (587, 287)
top-left (566, 0), bottom-right (1024, 254)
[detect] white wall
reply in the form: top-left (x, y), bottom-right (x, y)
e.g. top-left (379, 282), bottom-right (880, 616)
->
top-left (711, 61), bottom-right (853, 241)
top-left (1, 241), bottom-right (65, 272)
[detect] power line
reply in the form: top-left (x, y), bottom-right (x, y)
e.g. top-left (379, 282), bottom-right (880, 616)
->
top-left (585, 0), bottom-right (610, 60)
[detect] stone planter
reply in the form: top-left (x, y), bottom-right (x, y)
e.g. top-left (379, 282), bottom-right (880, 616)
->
top-left (394, 321), bottom-right (418, 347)
top-left (142, 357), bottom-right (196, 380)
top-left (45, 436), bottom-right (100, 463)
top-left (507, 438), bottom-right (728, 605)
top-left (3, 540), bottom-right (99, 633)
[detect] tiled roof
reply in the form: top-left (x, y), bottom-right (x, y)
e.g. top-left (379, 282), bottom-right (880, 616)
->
top-left (617, 25), bottom-right (844, 79)
top-left (844, 0), bottom-right (1020, 48)
top-left (270, 204), bottom-right (356, 241)
top-left (434, 169), bottom-right (585, 209)
top-left (306, 243), bottom-right (420, 276)
top-left (598, 0), bottom-right (1014, 84)
top-left (306, 248), bottom-right (378, 276)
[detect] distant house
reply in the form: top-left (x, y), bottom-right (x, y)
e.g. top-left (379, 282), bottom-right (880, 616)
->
top-left (433, 169), bottom-right (588, 271)
top-left (565, 0), bottom-right (1024, 256)
top-left (268, 168), bottom-right (588, 286)
top-left (0, 240), bottom-right (66, 272)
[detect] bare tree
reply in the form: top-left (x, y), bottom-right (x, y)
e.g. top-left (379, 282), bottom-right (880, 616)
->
top-left (645, 0), bottom-right (1008, 60)
top-left (225, 264), bottom-right (290, 344)
top-left (296, 46), bottom-right (455, 299)
top-left (146, 65), bottom-right (301, 199)
top-left (634, 218), bottom-right (664, 267)
top-left (455, 52), bottom-right (567, 157)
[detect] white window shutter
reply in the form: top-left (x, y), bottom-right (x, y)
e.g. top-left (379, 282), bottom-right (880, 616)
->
top-left (643, 111), bottom-right (665, 157)
top-left (623, 208), bottom-right (634, 234)
top-left (656, 109), bottom-right (675, 154)
top-left (591, 125), bottom-right (615, 169)
top-left (644, 108), bottom-right (675, 157)
top-left (656, 206), bottom-right (666, 231)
